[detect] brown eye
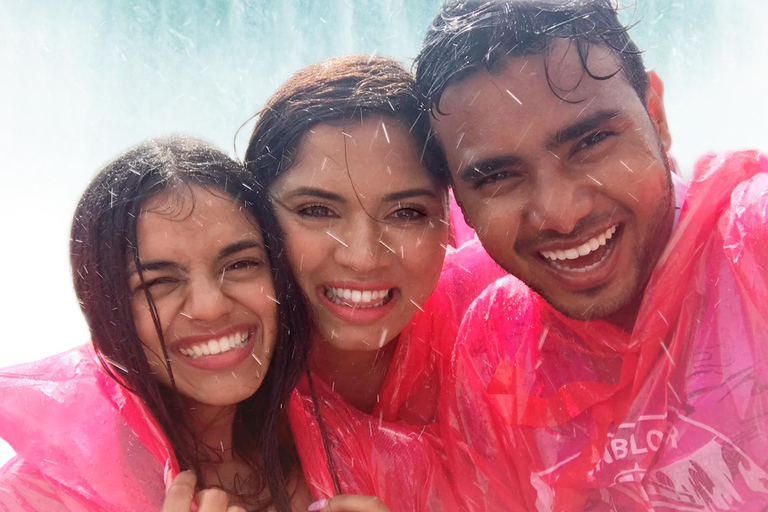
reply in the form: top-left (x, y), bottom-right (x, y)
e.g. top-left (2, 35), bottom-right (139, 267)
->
top-left (298, 205), bottom-right (337, 218)
top-left (389, 207), bottom-right (425, 221)
top-left (226, 259), bottom-right (262, 271)
top-left (575, 130), bottom-right (614, 153)
top-left (473, 170), bottom-right (516, 190)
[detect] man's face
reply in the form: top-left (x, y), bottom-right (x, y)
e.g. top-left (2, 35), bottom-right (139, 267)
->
top-left (432, 40), bottom-right (675, 325)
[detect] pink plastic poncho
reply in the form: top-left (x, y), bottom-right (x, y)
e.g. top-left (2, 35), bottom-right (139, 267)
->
top-left (0, 345), bottom-right (177, 511)
top-left (444, 151), bottom-right (768, 511)
top-left (289, 237), bottom-right (506, 512)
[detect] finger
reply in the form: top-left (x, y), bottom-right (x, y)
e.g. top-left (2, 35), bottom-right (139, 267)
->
top-left (227, 506), bottom-right (247, 512)
top-left (196, 488), bottom-right (230, 512)
top-left (309, 495), bottom-right (391, 512)
top-left (162, 471), bottom-right (197, 512)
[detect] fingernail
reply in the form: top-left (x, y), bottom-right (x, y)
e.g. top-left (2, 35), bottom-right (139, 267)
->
top-left (308, 499), bottom-right (328, 511)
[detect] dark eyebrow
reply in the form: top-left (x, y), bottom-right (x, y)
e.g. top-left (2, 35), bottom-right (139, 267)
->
top-left (283, 186), bottom-right (346, 203)
top-left (546, 109), bottom-right (620, 150)
top-left (384, 188), bottom-right (439, 202)
top-left (217, 240), bottom-right (265, 260)
top-left (128, 261), bottom-right (177, 276)
top-left (458, 156), bottom-right (525, 184)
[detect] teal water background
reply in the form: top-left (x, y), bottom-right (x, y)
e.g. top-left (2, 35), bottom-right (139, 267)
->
top-left (0, 0), bottom-right (766, 448)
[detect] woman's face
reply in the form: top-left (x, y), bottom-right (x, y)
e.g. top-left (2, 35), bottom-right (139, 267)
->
top-left (271, 117), bottom-right (449, 353)
top-left (129, 185), bottom-right (278, 407)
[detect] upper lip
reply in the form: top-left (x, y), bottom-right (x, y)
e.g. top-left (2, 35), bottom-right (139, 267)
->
top-left (532, 223), bottom-right (620, 254)
top-left (170, 324), bottom-right (254, 350)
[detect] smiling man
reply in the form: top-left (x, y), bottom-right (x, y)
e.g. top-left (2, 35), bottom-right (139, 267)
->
top-left (416, 1), bottom-right (768, 510)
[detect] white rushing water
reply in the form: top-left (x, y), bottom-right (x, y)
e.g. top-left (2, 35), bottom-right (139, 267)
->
top-left (1, 0), bottom-right (766, 464)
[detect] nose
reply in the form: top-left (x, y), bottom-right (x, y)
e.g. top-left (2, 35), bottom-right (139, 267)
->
top-left (332, 216), bottom-right (392, 274)
top-left (181, 276), bottom-right (232, 323)
top-left (525, 163), bottom-right (594, 235)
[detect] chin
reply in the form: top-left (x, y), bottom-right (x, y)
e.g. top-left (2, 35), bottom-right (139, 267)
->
top-left (541, 283), bottom-right (639, 324)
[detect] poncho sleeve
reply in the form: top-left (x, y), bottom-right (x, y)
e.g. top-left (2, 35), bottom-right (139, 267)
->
top-left (0, 346), bottom-right (175, 511)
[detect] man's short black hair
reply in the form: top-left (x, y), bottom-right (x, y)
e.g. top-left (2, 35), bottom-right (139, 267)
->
top-left (415, 0), bottom-right (648, 113)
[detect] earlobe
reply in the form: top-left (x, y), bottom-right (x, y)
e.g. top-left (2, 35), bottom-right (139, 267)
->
top-left (645, 70), bottom-right (672, 151)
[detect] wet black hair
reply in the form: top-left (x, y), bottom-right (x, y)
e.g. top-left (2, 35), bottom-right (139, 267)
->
top-left (70, 135), bottom-right (310, 511)
top-left (415, 0), bottom-right (648, 114)
top-left (244, 54), bottom-right (449, 190)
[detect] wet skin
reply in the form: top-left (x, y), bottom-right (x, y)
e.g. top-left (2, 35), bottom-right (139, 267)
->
top-left (432, 40), bottom-right (675, 328)
top-left (129, 185), bottom-right (277, 409)
top-left (271, 117), bottom-right (449, 355)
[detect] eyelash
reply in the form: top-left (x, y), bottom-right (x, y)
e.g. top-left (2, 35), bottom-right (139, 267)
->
top-left (473, 171), bottom-right (516, 190)
top-left (389, 206), bottom-right (427, 221)
top-left (134, 276), bottom-right (178, 293)
top-left (297, 204), bottom-right (338, 218)
top-left (224, 259), bottom-right (263, 272)
top-left (574, 130), bottom-right (615, 154)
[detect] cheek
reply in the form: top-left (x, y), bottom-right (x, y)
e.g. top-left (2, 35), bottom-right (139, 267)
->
top-left (397, 225), bottom-right (449, 293)
top-left (131, 298), bottom-right (160, 347)
top-left (281, 224), bottom-right (330, 277)
top-left (256, 300), bottom-right (279, 353)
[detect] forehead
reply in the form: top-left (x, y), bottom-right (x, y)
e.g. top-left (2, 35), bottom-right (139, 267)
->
top-left (138, 185), bottom-right (261, 247)
top-left (271, 117), bottom-right (438, 196)
top-left (435, 40), bottom-right (643, 158)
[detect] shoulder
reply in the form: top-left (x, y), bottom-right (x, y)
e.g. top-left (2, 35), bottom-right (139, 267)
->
top-left (463, 274), bottom-right (536, 326)
top-left (685, 150), bottom-right (768, 251)
top-left (454, 275), bottom-right (536, 372)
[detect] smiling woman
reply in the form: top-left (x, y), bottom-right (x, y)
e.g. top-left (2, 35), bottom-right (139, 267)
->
top-left (244, 55), bottom-right (505, 510)
top-left (0, 136), bottom-right (312, 511)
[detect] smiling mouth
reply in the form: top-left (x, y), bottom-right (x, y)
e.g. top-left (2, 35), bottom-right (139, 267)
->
top-left (538, 224), bottom-right (620, 273)
top-left (178, 330), bottom-right (251, 359)
top-left (323, 286), bottom-right (395, 308)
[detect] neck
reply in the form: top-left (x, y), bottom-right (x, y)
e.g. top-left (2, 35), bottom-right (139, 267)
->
top-left (605, 301), bottom-right (640, 334)
top-left (310, 334), bottom-right (398, 413)
top-left (182, 400), bottom-right (264, 506)
top-left (183, 400), bottom-right (237, 460)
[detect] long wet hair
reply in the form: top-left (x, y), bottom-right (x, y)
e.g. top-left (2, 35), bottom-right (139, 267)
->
top-left (415, 0), bottom-right (648, 113)
top-left (243, 54), bottom-right (447, 495)
top-left (70, 135), bottom-right (310, 511)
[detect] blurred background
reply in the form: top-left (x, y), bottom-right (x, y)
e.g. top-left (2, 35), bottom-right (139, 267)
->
top-left (1, 0), bottom-right (767, 463)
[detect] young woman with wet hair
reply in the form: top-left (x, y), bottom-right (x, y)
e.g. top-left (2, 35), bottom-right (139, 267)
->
top-left (0, 136), bottom-right (312, 511)
top-left (244, 55), bottom-right (504, 511)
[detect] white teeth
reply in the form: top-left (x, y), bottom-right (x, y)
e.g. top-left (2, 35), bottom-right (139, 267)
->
top-left (564, 248), bottom-right (580, 260)
top-left (540, 225), bottom-right (618, 262)
top-left (178, 330), bottom-right (250, 359)
top-left (325, 286), bottom-right (392, 308)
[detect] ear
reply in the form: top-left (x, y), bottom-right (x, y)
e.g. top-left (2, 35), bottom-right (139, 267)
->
top-left (645, 70), bottom-right (672, 151)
